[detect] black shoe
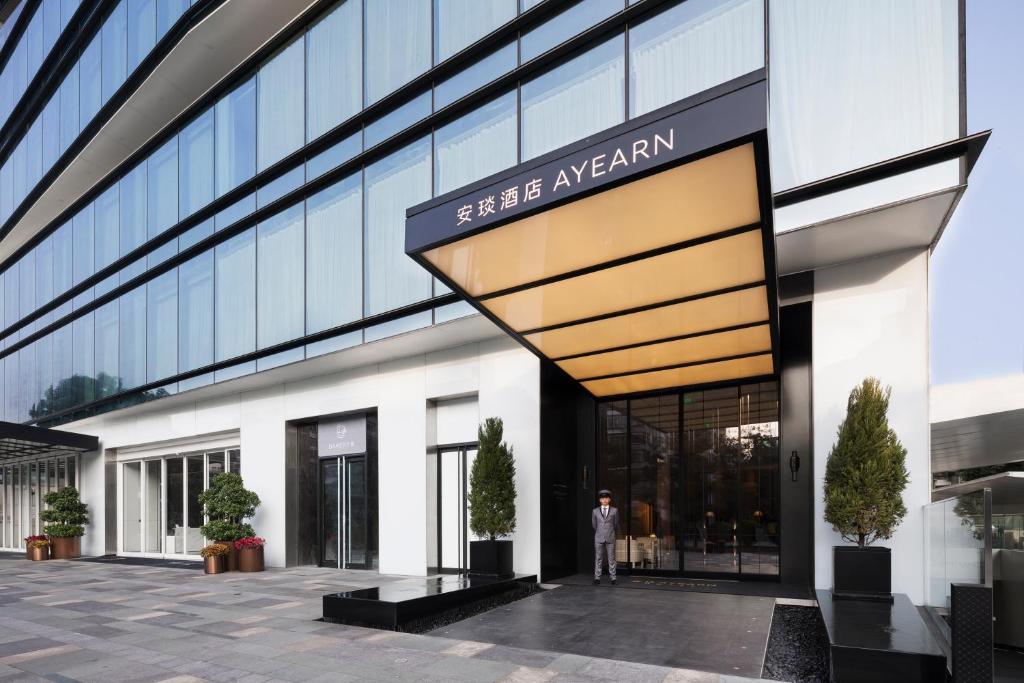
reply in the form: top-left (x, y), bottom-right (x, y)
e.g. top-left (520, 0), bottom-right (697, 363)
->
top-left (593, 579), bottom-right (600, 585)
top-left (611, 579), bottom-right (617, 586)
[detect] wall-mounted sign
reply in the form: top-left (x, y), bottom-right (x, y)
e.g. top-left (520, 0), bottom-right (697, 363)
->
top-left (318, 416), bottom-right (366, 457)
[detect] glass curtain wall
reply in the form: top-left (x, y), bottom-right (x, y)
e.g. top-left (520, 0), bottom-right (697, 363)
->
top-left (119, 448), bottom-right (240, 557)
top-left (0, 0), bottom-right (771, 426)
top-left (0, 454), bottom-right (80, 550)
top-left (596, 382), bottom-right (779, 577)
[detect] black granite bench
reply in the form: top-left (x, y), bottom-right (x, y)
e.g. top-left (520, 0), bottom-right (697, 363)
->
top-left (323, 573), bottom-right (536, 629)
top-left (816, 589), bottom-right (947, 682)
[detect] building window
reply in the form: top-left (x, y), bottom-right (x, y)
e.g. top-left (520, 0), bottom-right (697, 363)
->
top-left (119, 162), bottom-right (147, 255)
top-left (215, 78), bottom-right (257, 197)
top-left (119, 285), bottom-right (146, 391)
top-left (101, 1), bottom-right (127, 102)
top-left (178, 250), bottom-right (214, 374)
top-left (434, 90), bottom-right (516, 195)
top-left (72, 205), bottom-right (94, 287)
top-left (364, 0), bottom-right (431, 104)
top-left (365, 136), bottom-right (432, 315)
top-left (434, 0), bottom-right (516, 63)
top-left (629, 0), bottom-right (765, 118)
top-left (179, 109), bottom-right (215, 219)
top-left (257, 38), bottom-right (305, 172)
top-left (256, 204), bottom-right (305, 349)
top-left (521, 35), bottom-right (625, 161)
top-left (306, 0), bottom-right (362, 142)
top-left (147, 137), bottom-right (178, 239)
top-left (146, 269), bottom-right (177, 383)
top-left (215, 228), bottom-right (255, 362)
top-left (95, 300), bottom-right (119, 397)
top-left (306, 174), bottom-right (362, 334)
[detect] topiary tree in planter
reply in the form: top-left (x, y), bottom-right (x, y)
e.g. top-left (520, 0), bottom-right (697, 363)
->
top-left (41, 486), bottom-right (89, 559)
top-left (467, 417), bottom-right (517, 577)
top-left (824, 378), bottom-right (909, 599)
top-left (199, 473), bottom-right (260, 570)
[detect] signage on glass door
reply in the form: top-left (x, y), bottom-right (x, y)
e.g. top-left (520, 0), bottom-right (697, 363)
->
top-left (318, 416), bottom-right (366, 457)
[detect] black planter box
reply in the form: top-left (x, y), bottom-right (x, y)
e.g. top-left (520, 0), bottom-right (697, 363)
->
top-left (833, 545), bottom-right (892, 602)
top-left (470, 540), bottom-right (513, 578)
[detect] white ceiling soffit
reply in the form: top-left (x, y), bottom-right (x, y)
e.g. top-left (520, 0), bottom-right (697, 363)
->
top-left (775, 184), bottom-right (962, 276)
top-left (0, 0), bottom-right (319, 263)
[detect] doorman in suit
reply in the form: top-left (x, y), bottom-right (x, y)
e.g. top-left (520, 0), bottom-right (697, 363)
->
top-left (592, 489), bottom-right (618, 585)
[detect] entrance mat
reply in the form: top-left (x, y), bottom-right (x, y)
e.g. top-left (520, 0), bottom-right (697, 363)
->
top-left (75, 555), bottom-right (203, 570)
top-left (552, 573), bottom-right (812, 599)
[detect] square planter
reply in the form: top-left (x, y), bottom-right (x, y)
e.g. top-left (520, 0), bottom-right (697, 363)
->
top-left (469, 540), bottom-right (513, 578)
top-left (833, 545), bottom-right (892, 602)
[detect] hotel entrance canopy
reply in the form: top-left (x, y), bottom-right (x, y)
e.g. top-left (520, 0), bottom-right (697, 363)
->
top-left (0, 421), bottom-right (99, 461)
top-left (406, 73), bottom-right (777, 397)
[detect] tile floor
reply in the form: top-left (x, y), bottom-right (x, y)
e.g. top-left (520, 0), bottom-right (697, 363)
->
top-left (0, 555), bottom-right (761, 682)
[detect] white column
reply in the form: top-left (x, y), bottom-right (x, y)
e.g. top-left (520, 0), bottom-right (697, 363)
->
top-left (812, 249), bottom-right (931, 604)
top-left (239, 385), bottom-right (288, 568)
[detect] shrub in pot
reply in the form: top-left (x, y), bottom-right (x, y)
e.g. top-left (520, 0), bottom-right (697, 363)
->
top-left (467, 417), bottom-right (517, 579)
top-left (25, 536), bottom-right (49, 561)
top-left (234, 536), bottom-right (265, 572)
top-left (200, 543), bottom-right (231, 574)
top-left (199, 473), bottom-right (260, 571)
top-left (41, 487), bottom-right (88, 559)
top-left (824, 378), bottom-right (909, 601)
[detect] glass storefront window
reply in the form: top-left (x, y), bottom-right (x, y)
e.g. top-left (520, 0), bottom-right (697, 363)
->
top-left (521, 35), bottom-right (625, 160)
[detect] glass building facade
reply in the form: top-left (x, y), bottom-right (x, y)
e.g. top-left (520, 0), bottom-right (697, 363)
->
top-left (0, 0), bottom-right (958, 429)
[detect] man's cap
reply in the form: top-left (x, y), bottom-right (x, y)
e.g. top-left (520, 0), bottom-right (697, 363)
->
top-left (598, 489), bottom-right (612, 498)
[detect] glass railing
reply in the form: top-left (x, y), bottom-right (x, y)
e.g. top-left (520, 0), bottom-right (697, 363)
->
top-left (925, 488), bottom-right (993, 610)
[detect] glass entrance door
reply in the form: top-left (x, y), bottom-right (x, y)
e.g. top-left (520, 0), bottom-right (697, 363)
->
top-left (319, 455), bottom-right (369, 569)
top-left (428, 445), bottom-right (477, 574)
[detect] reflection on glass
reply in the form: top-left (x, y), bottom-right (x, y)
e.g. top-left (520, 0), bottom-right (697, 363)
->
top-left (321, 458), bottom-right (339, 567)
top-left (94, 300), bottom-right (119, 397)
top-left (215, 228), bottom-right (255, 361)
top-left (178, 250), bottom-right (214, 373)
top-left (186, 455), bottom-right (203, 553)
top-left (630, 395), bottom-right (679, 570)
top-left (434, 0), bottom-right (516, 62)
top-left (216, 78), bottom-right (256, 197)
top-left (257, 204), bottom-right (304, 349)
top-left (179, 109), bottom-right (215, 218)
top-left (147, 138), bottom-right (178, 239)
top-left (167, 457), bottom-right (183, 553)
top-left (434, 42), bottom-right (516, 110)
top-left (434, 91), bottom-right (516, 195)
top-left (228, 449), bottom-right (240, 475)
top-left (347, 457), bottom-right (367, 565)
top-left (306, 174), bottom-right (362, 334)
top-left (257, 38), bottom-right (305, 171)
top-left (119, 286), bottom-right (146, 390)
top-left (521, 35), bottom-right (625, 160)
top-left (597, 400), bottom-right (628, 556)
top-left (306, 0), bottom-right (361, 142)
top-left (146, 269), bottom-right (177, 383)
top-left (364, 91), bottom-right (431, 149)
top-left (520, 0), bottom-right (622, 62)
top-left (207, 452), bottom-right (225, 483)
top-left (364, 0), bottom-right (431, 104)
top-left (123, 462), bottom-right (141, 551)
top-left (145, 459), bottom-right (161, 552)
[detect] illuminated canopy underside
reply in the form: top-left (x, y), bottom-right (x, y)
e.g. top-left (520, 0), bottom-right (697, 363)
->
top-left (418, 142), bottom-right (776, 397)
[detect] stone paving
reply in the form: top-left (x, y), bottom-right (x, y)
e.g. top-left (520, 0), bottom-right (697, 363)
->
top-left (0, 554), bottom-right (763, 682)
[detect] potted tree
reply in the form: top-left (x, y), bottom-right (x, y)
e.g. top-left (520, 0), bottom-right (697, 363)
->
top-left (199, 473), bottom-right (260, 572)
top-left (824, 378), bottom-right (909, 601)
top-left (467, 417), bottom-right (517, 579)
top-left (200, 543), bottom-right (231, 574)
top-left (25, 535), bottom-right (50, 561)
top-left (41, 486), bottom-right (88, 559)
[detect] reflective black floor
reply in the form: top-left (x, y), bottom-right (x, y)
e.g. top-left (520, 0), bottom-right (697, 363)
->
top-left (554, 572), bottom-right (812, 598)
top-left (429, 583), bottom-right (775, 677)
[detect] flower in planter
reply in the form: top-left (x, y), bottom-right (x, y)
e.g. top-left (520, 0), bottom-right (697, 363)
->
top-left (24, 534), bottom-right (48, 544)
top-left (26, 538), bottom-right (50, 550)
top-left (199, 543), bottom-right (231, 559)
top-left (233, 536), bottom-right (265, 550)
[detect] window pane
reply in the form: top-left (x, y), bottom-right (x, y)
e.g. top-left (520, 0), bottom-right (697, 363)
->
top-left (72, 205), bottom-right (94, 286)
top-left (179, 109), bottom-right (214, 218)
top-left (79, 34), bottom-right (101, 124)
top-left (215, 228), bottom-right (255, 361)
top-left (95, 185), bottom-right (119, 270)
top-left (3, 263), bottom-right (17, 329)
top-left (178, 250), bottom-right (213, 372)
top-left (306, 174), bottom-right (361, 333)
top-left (147, 137), bottom-right (178, 238)
top-left (35, 336), bottom-right (52, 417)
top-left (630, 0), bottom-right (763, 119)
top-left (119, 162), bottom-right (146, 254)
top-left (521, 0), bottom-right (622, 62)
top-left (365, 136), bottom-right (432, 314)
top-left (156, 0), bottom-right (188, 37)
top-left (126, 0), bottom-right (155, 73)
top-left (119, 286), bottom-right (145, 390)
top-left (95, 300), bottom-right (118, 397)
top-left (257, 39), bottom-right (304, 171)
top-left (306, 0), bottom-right (361, 142)
top-left (215, 78), bottom-right (256, 197)
top-left (25, 117), bottom-right (42, 189)
top-left (51, 323), bottom-right (72, 412)
top-left (102, 0), bottom-right (127, 102)
top-left (434, 41), bottom-right (516, 110)
top-left (434, 90), bottom-right (516, 195)
top-left (53, 221), bottom-right (72, 296)
top-left (72, 312), bottom-right (94, 405)
top-left (434, 0), bottom-right (515, 62)
top-left (257, 204), bottom-right (304, 349)
top-left (146, 269), bottom-right (177, 382)
top-left (42, 97), bottom-right (59, 169)
top-left (365, 0), bottom-right (431, 104)
top-left (19, 252), bottom-right (33, 321)
top-left (521, 35), bottom-right (625, 160)
top-left (59, 62), bottom-right (78, 151)
top-left (364, 90), bottom-right (430, 148)
top-left (769, 0), bottom-right (959, 190)
top-left (35, 237), bottom-right (53, 310)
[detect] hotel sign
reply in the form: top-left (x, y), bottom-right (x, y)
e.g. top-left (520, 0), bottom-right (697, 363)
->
top-left (318, 416), bottom-right (366, 457)
top-left (405, 77), bottom-right (766, 253)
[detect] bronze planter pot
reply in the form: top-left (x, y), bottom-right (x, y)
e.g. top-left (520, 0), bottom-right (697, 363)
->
top-left (237, 546), bottom-right (264, 572)
top-left (27, 545), bottom-right (49, 561)
top-left (49, 536), bottom-right (81, 560)
top-left (204, 555), bottom-right (227, 574)
top-left (216, 541), bottom-right (239, 571)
